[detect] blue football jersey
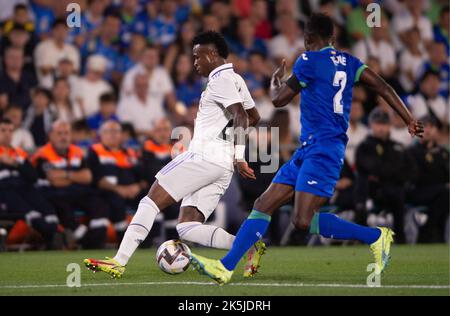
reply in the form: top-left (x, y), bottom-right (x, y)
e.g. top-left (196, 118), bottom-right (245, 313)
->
top-left (292, 46), bottom-right (367, 143)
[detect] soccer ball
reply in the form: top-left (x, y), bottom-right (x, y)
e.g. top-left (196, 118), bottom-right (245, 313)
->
top-left (156, 240), bottom-right (191, 274)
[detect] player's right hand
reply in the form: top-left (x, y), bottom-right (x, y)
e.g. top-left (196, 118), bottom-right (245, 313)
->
top-left (408, 119), bottom-right (424, 138)
top-left (271, 59), bottom-right (287, 87)
top-left (236, 161), bottom-right (256, 180)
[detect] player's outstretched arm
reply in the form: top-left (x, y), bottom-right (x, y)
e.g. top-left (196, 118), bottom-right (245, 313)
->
top-left (227, 103), bottom-right (256, 180)
top-left (270, 59), bottom-right (300, 108)
top-left (360, 67), bottom-right (424, 138)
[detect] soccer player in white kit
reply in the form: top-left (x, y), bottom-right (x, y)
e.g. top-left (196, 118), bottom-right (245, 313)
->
top-left (84, 31), bottom-right (265, 279)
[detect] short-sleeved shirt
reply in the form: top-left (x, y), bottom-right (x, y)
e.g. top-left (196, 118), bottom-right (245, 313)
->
top-left (188, 63), bottom-right (255, 171)
top-left (292, 46), bottom-right (367, 144)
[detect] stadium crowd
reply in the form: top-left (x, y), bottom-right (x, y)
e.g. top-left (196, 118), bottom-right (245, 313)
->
top-left (0, 0), bottom-right (448, 251)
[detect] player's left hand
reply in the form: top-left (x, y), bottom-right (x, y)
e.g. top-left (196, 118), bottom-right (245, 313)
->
top-left (235, 160), bottom-right (256, 180)
top-left (408, 120), bottom-right (424, 138)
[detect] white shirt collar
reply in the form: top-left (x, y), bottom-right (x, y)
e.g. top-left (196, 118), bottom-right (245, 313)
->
top-left (208, 63), bottom-right (233, 80)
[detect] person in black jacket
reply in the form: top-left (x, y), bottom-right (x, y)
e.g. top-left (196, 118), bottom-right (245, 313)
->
top-left (407, 115), bottom-right (449, 243)
top-left (0, 118), bottom-right (58, 249)
top-left (355, 108), bottom-right (415, 243)
top-left (87, 120), bottom-right (147, 241)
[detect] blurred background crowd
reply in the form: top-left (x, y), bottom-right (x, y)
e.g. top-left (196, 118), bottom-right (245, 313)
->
top-left (0, 0), bottom-right (448, 251)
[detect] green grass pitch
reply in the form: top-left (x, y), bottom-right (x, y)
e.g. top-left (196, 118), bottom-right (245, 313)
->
top-left (0, 244), bottom-right (448, 296)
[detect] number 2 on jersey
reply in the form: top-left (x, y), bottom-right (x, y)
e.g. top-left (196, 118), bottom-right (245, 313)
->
top-left (332, 71), bottom-right (347, 115)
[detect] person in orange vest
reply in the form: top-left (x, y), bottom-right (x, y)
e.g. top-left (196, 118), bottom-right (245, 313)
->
top-left (31, 120), bottom-right (108, 249)
top-left (141, 118), bottom-right (184, 240)
top-left (87, 120), bottom-right (147, 241)
top-left (0, 118), bottom-right (58, 249)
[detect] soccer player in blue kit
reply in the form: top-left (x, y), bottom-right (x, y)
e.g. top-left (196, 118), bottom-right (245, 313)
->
top-left (190, 14), bottom-right (424, 285)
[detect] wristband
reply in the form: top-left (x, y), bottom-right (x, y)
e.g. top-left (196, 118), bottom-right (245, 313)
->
top-left (234, 145), bottom-right (245, 160)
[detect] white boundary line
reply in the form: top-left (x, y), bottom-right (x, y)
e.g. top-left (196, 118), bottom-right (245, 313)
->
top-left (0, 281), bottom-right (448, 290)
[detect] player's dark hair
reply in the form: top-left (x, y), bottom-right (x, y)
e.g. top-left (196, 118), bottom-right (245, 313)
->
top-left (192, 31), bottom-right (229, 59)
top-left (305, 13), bottom-right (334, 41)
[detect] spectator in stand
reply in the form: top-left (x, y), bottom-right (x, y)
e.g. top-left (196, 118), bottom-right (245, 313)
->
top-left (172, 54), bottom-right (202, 109)
top-left (2, 3), bottom-right (35, 36)
top-left (87, 120), bottom-right (146, 241)
top-left (228, 18), bottom-right (267, 59)
top-left (346, 100), bottom-right (368, 168)
top-left (0, 23), bottom-right (37, 74)
top-left (391, 0), bottom-right (433, 51)
top-left (29, 0), bottom-right (55, 38)
top-left (31, 120), bottom-right (109, 249)
top-left (117, 33), bottom-right (148, 76)
top-left (71, 55), bottom-right (113, 120)
top-left (118, 0), bottom-right (147, 49)
top-left (269, 13), bottom-right (305, 67)
top-left (80, 12), bottom-right (121, 83)
top-left (54, 58), bottom-right (79, 88)
top-left (146, 0), bottom-right (179, 48)
top-left (210, 0), bottom-right (237, 39)
top-left (416, 41), bottom-right (449, 99)
top-left (71, 119), bottom-right (95, 154)
top-left (352, 15), bottom-right (396, 80)
top-left (407, 70), bottom-right (448, 127)
top-left (408, 115), bottom-right (449, 243)
top-left (398, 27), bottom-right (429, 93)
top-left (201, 13), bottom-right (221, 33)
top-left (50, 77), bottom-right (75, 123)
top-left (0, 0), bottom-right (27, 23)
top-left (433, 5), bottom-right (449, 56)
top-left (73, 0), bottom-right (107, 45)
top-left (164, 20), bottom-right (196, 73)
top-left (34, 18), bottom-right (80, 89)
top-left (120, 45), bottom-right (178, 120)
top-left (23, 87), bottom-right (55, 147)
top-left (0, 118), bottom-right (59, 249)
top-left (0, 46), bottom-right (37, 111)
top-left (355, 108), bottom-right (415, 243)
top-left (121, 122), bottom-right (140, 150)
top-left (118, 72), bottom-right (167, 138)
top-left (3, 105), bottom-right (35, 153)
top-left (87, 92), bottom-right (120, 132)
top-left (249, 0), bottom-right (272, 40)
top-left (346, 0), bottom-right (376, 43)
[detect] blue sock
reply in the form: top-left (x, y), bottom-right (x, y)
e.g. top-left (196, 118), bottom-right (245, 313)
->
top-left (221, 210), bottom-right (271, 271)
top-left (310, 213), bottom-right (381, 245)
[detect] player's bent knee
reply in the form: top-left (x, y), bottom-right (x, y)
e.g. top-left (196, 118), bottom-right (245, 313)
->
top-left (292, 215), bottom-right (311, 231)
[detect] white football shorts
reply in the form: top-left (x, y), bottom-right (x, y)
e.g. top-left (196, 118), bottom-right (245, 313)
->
top-left (155, 151), bottom-right (233, 220)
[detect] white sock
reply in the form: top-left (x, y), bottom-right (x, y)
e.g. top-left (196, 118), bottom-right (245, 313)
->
top-left (114, 196), bottom-right (159, 266)
top-left (176, 221), bottom-right (235, 250)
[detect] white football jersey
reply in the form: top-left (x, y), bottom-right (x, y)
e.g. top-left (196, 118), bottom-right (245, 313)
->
top-left (188, 63), bottom-right (255, 171)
